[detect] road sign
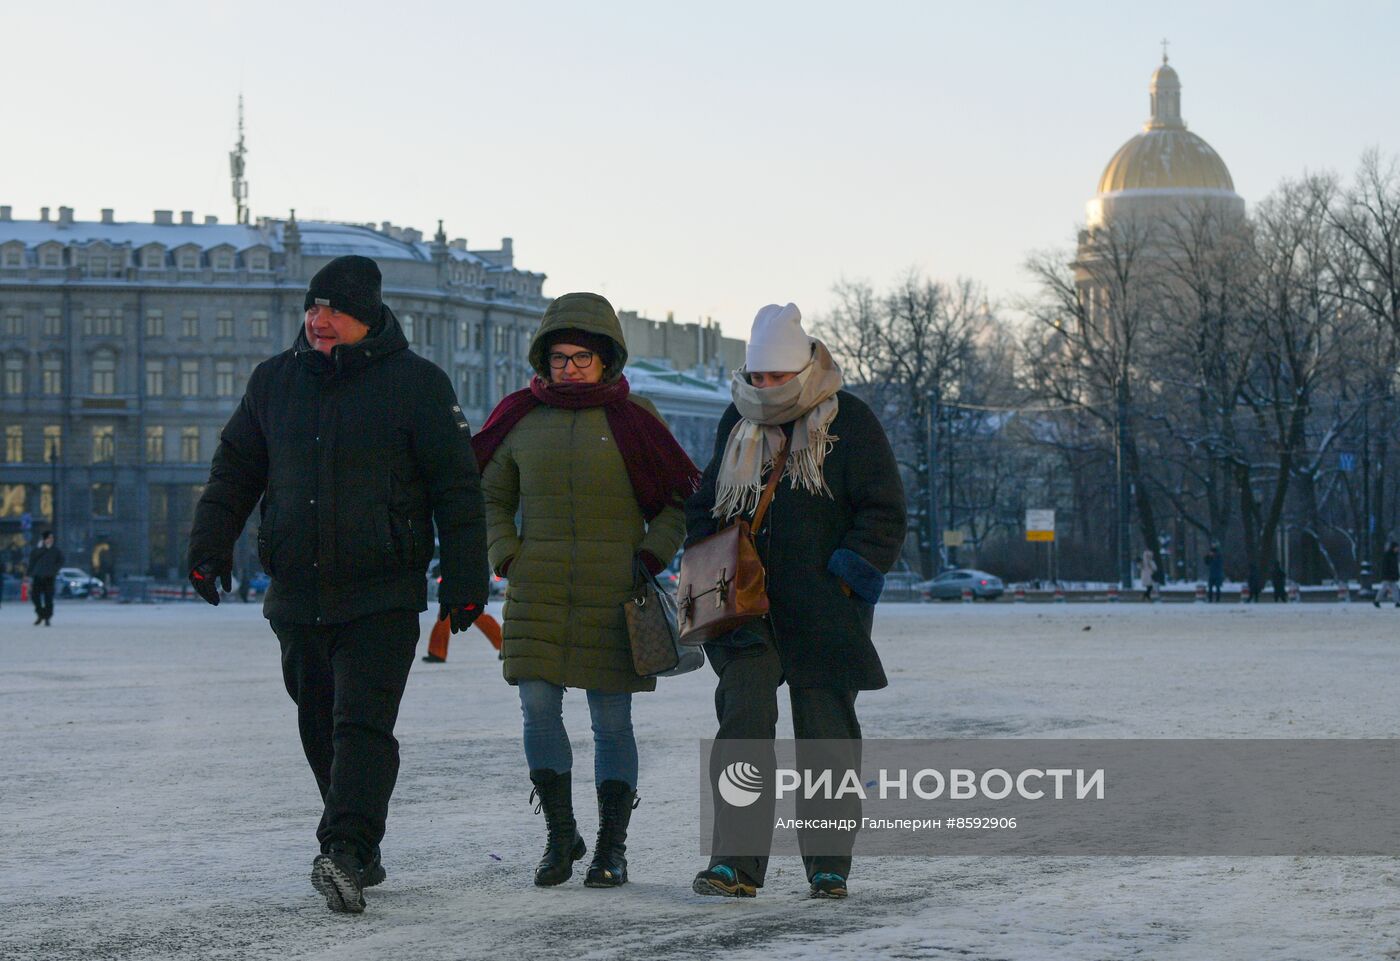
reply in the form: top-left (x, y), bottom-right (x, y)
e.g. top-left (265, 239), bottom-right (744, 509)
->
top-left (1026, 530), bottom-right (1055, 542)
top-left (1339, 452), bottom-right (1357, 472)
top-left (1026, 509), bottom-right (1055, 532)
top-left (943, 530), bottom-right (965, 547)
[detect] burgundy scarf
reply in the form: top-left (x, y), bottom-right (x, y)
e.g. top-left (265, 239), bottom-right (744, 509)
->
top-left (472, 375), bottom-right (700, 521)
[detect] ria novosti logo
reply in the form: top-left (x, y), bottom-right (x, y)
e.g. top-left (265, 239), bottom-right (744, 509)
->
top-left (717, 761), bottom-right (764, 807)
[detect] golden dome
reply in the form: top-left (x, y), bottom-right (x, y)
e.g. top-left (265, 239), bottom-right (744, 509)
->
top-left (1095, 56), bottom-right (1236, 195)
top-left (1097, 129), bottom-right (1235, 193)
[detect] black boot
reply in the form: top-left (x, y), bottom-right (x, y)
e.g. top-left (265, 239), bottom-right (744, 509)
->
top-left (530, 769), bottom-right (585, 886)
top-left (584, 780), bottom-right (638, 888)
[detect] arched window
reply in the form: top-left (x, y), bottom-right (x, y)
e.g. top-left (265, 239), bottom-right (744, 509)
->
top-left (401, 313), bottom-right (415, 342)
top-left (91, 349), bottom-right (116, 395)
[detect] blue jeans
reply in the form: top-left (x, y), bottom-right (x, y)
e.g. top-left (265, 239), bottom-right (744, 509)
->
top-left (517, 680), bottom-right (637, 789)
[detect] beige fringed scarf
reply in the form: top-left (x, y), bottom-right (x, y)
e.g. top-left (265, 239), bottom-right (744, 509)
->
top-left (714, 341), bottom-right (844, 520)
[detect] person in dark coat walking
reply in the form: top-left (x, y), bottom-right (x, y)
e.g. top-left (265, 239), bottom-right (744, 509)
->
top-left (1374, 541), bottom-right (1400, 608)
top-left (686, 303), bottom-right (906, 901)
top-left (187, 255), bottom-right (489, 914)
top-left (1204, 544), bottom-right (1224, 603)
top-left (28, 530), bottom-right (63, 626)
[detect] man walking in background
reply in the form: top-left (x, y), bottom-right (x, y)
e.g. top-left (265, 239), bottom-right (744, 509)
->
top-left (187, 255), bottom-right (489, 914)
top-left (28, 531), bottom-right (62, 626)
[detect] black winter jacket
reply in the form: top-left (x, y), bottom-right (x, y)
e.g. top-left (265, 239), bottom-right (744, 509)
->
top-left (187, 308), bottom-right (489, 625)
top-left (1383, 548), bottom-right (1400, 582)
top-left (28, 545), bottom-right (64, 579)
top-left (685, 391), bottom-right (907, 690)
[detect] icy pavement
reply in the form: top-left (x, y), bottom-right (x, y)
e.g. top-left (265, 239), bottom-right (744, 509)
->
top-left (4, 599), bottom-right (1400, 960)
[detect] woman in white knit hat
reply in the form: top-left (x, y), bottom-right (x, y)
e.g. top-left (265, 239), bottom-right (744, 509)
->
top-left (685, 302), bottom-right (906, 900)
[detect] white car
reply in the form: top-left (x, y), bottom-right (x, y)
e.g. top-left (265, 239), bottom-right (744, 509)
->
top-left (56, 567), bottom-right (105, 598)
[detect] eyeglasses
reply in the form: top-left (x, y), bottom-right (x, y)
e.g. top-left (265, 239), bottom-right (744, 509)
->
top-left (547, 350), bottom-right (596, 371)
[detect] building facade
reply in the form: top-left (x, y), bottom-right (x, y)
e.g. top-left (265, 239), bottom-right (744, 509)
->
top-left (0, 205), bottom-right (748, 582)
top-left (0, 206), bottom-right (549, 580)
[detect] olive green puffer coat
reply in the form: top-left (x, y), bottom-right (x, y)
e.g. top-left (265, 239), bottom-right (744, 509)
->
top-left (481, 295), bottom-right (687, 693)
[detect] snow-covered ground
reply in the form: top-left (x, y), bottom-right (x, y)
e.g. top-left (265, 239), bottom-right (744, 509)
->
top-left (5, 600), bottom-right (1400, 960)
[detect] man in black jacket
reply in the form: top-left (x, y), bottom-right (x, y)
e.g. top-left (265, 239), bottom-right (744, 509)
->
top-left (28, 530), bottom-right (63, 626)
top-left (187, 255), bottom-right (489, 914)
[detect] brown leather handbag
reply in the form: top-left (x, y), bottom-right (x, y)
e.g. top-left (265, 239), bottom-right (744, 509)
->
top-left (677, 439), bottom-right (790, 645)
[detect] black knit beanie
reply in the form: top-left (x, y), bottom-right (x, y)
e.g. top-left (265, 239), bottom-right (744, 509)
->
top-left (303, 255), bottom-right (384, 330)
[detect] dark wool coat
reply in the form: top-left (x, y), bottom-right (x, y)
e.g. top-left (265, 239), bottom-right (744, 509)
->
top-left (28, 545), bottom-right (64, 579)
top-left (685, 391), bottom-right (907, 691)
top-left (1383, 548), bottom-right (1400, 582)
top-left (187, 307), bottom-right (489, 625)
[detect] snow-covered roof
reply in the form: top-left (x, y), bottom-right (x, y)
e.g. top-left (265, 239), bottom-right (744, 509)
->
top-left (0, 216), bottom-right (540, 276)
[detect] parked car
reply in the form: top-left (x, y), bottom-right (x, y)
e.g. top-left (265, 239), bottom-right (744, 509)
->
top-left (57, 567), bottom-right (105, 598)
top-left (918, 569), bottom-right (1004, 601)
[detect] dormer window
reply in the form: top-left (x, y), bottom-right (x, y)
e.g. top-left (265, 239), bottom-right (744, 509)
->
top-left (88, 256), bottom-right (108, 276)
top-left (142, 247), bottom-right (165, 270)
top-left (178, 248), bottom-right (199, 270)
top-left (2, 245), bottom-right (22, 268)
top-left (212, 249), bottom-right (234, 271)
top-left (247, 248), bottom-right (270, 272)
top-left (40, 246), bottom-right (62, 268)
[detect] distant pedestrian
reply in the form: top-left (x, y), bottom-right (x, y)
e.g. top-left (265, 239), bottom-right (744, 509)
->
top-left (1374, 541), bottom-right (1400, 608)
top-left (1140, 548), bottom-right (1158, 601)
top-left (1271, 563), bottom-right (1287, 602)
top-left (1204, 544), bottom-right (1224, 603)
top-left (28, 531), bottom-right (63, 626)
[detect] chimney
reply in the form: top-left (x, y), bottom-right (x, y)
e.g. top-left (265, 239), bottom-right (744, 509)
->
top-left (0, 206), bottom-right (11, 222)
top-left (101, 209), bottom-right (114, 224)
top-left (501, 237), bottom-right (513, 255)
top-left (40, 207), bottom-right (51, 222)
top-left (449, 238), bottom-right (468, 251)
top-left (380, 221), bottom-right (393, 234)
top-left (204, 215), bottom-right (218, 225)
top-left (180, 210), bottom-right (194, 225)
top-left (58, 206), bottom-right (74, 225)
top-left (154, 210), bottom-right (173, 225)
top-left (403, 227), bottom-right (422, 243)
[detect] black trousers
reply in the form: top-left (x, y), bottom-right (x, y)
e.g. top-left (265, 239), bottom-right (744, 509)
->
top-left (270, 609), bottom-right (419, 857)
top-left (32, 577), bottom-right (55, 620)
top-left (704, 633), bottom-right (861, 886)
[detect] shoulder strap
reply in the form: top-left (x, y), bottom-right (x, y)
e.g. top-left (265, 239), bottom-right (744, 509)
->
top-left (750, 437), bottom-right (791, 531)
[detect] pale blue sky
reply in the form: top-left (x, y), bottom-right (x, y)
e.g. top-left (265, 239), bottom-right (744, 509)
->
top-left (3, 0), bottom-right (1397, 336)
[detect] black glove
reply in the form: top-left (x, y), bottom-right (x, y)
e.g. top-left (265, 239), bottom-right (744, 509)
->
top-left (189, 558), bottom-right (232, 606)
top-left (439, 602), bottom-right (481, 635)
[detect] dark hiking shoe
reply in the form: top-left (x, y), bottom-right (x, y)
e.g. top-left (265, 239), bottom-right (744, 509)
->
top-left (530, 769), bottom-right (585, 886)
top-left (692, 865), bottom-right (757, 898)
top-left (1375, 600), bottom-right (1382, 608)
top-left (34, 615), bottom-right (42, 625)
top-left (809, 872), bottom-right (848, 899)
top-left (311, 844), bottom-right (366, 913)
top-left (584, 780), bottom-right (638, 888)
top-left (361, 849), bottom-right (386, 888)
top-left (420, 653), bottom-right (446, 663)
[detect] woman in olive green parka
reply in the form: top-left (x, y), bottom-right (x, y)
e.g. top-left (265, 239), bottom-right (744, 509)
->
top-left (472, 292), bottom-right (696, 890)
